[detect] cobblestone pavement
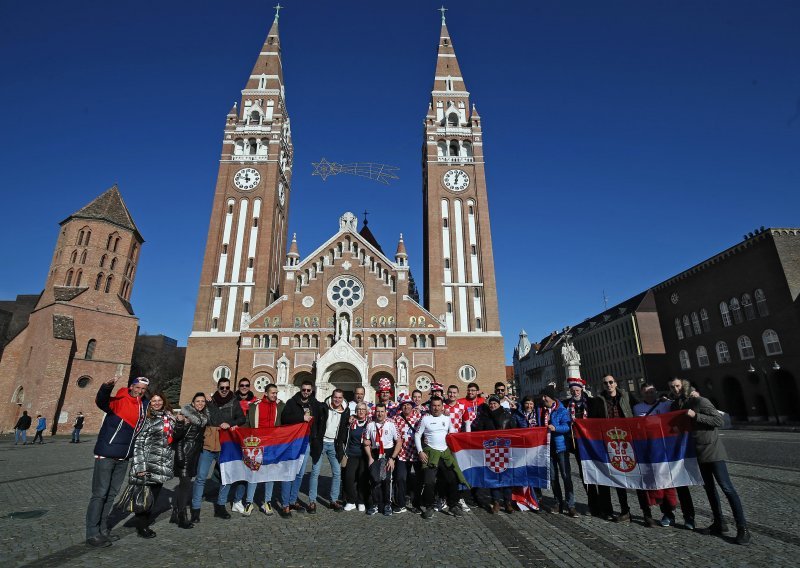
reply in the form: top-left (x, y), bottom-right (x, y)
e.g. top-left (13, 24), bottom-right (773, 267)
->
top-left (1, 430), bottom-right (798, 567)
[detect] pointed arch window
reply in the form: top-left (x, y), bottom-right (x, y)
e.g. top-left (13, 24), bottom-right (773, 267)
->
top-left (719, 302), bottom-right (732, 327)
top-left (696, 345), bottom-right (709, 367)
top-left (730, 298), bottom-right (743, 324)
top-left (691, 312), bottom-right (702, 335)
top-left (74, 270), bottom-right (83, 287)
top-left (699, 308), bottom-right (711, 332)
top-left (85, 231), bottom-right (91, 245)
top-left (762, 329), bottom-right (782, 355)
top-left (110, 257), bottom-right (117, 270)
top-left (447, 112), bottom-right (459, 127)
top-left (737, 335), bottom-right (754, 360)
top-left (70, 250), bottom-right (78, 264)
top-left (65, 269), bottom-right (74, 286)
top-left (754, 289), bottom-right (769, 317)
top-left (104, 275), bottom-right (113, 293)
top-left (85, 339), bottom-right (96, 360)
top-left (679, 350), bottom-right (691, 370)
top-left (100, 254), bottom-right (107, 268)
top-left (95, 273), bottom-right (104, 291)
top-left (674, 317), bottom-right (684, 340)
top-left (682, 315), bottom-right (692, 338)
top-left (741, 294), bottom-right (756, 320)
top-left (716, 341), bottom-right (731, 364)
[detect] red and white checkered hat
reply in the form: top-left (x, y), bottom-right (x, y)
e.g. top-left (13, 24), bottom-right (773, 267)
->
top-left (398, 393), bottom-right (414, 405)
top-left (567, 377), bottom-right (586, 389)
top-left (431, 382), bottom-right (444, 392)
top-left (377, 377), bottom-right (393, 392)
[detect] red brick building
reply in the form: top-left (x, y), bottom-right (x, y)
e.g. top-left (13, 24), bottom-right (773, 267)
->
top-left (180, 14), bottom-right (505, 402)
top-left (0, 186), bottom-right (143, 433)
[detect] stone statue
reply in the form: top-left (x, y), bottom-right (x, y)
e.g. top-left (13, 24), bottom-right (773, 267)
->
top-left (339, 211), bottom-right (358, 232)
top-left (398, 361), bottom-right (408, 385)
top-left (277, 356), bottom-right (288, 385)
top-left (338, 315), bottom-right (350, 343)
top-left (561, 341), bottom-right (580, 366)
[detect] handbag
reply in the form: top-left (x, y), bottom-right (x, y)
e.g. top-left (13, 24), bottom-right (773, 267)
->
top-left (369, 456), bottom-right (387, 483)
top-left (115, 479), bottom-right (154, 514)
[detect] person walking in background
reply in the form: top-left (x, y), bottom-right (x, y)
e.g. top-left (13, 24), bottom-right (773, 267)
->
top-left (14, 411), bottom-right (32, 445)
top-left (32, 414), bottom-right (46, 444)
top-left (71, 412), bottom-right (85, 443)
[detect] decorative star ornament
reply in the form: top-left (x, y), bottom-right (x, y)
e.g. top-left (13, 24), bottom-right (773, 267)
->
top-left (312, 158), bottom-right (399, 185)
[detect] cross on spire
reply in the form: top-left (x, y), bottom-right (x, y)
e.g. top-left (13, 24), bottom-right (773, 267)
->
top-left (363, 209), bottom-right (369, 226)
top-left (273, 3), bottom-right (283, 22)
top-left (438, 5), bottom-right (448, 24)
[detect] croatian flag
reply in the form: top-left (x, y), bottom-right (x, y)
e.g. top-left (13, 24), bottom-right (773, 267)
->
top-left (219, 422), bottom-right (311, 485)
top-left (572, 411), bottom-right (703, 490)
top-left (446, 428), bottom-right (550, 489)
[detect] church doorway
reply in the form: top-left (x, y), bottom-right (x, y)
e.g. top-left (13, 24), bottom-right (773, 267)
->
top-left (328, 363), bottom-right (363, 404)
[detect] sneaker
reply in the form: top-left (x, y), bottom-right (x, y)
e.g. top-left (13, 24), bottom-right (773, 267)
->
top-left (242, 502), bottom-right (254, 516)
top-left (232, 501), bottom-right (245, 514)
top-left (85, 535), bottom-right (111, 548)
top-left (344, 503), bottom-right (357, 512)
top-left (660, 515), bottom-right (674, 527)
top-left (357, 504), bottom-right (366, 512)
top-left (392, 505), bottom-right (407, 514)
top-left (366, 506), bottom-right (379, 516)
top-left (696, 522), bottom-right (728, 536)
top-left (421, 507), bottom-right (435, 520)
top-left (383, 505), bottom-right (393, 516)
top-left (684, 519), bottom-right (695, 531)
top-left (433, 499), bottom-right (443, 512)
top-left (260, 503), bottom-right (274, 516)
top-left (567, 507), bottom-right (580, 518)
top-left (450, 505), bottom-right (464, 517)
top-left (410, 506), bottom-right (423, 515)
top-left (492, 502), bottom-right (501, 515)
top-left (458, 498), bottom-right (471, 512)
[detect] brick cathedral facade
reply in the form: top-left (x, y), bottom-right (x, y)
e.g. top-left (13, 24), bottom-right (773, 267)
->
top-left (180, 14), bottom-right (505, 403)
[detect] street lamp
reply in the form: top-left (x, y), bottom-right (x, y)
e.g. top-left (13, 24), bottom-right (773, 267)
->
top-left (747, 360), bottom-right (781, 425)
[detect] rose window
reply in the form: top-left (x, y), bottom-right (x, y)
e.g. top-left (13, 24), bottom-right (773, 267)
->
top-left (327, 276), bottom-right (364, 309)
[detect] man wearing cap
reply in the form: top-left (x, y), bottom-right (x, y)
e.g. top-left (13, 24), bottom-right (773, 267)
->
top-left (415, 396), bottom-right (468, 520)
top-left (373, 378), bottom-right (398, 419)
top-left (392, 394), bottom-right (421, 513)
top-left (563, 377), bottom-right (596, 514)
top-left (541, 386), bottom-right (579, 518)
top-left (423, 382), bottom-right (445, 414)
top-left (85, 376), bottom-right (149, 548)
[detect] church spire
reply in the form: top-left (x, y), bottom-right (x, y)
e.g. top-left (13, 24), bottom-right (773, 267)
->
top-left (432, 11), bottom-right (466, 95)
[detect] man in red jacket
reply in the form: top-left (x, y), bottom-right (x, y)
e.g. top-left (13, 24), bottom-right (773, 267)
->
top-left (85, 376), bottom-right (149, 548)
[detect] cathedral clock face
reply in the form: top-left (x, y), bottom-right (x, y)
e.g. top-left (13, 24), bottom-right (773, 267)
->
top-left (443, 169), bottom-right (470, 192)
top-left (233, 168), bottom-right (261, 190)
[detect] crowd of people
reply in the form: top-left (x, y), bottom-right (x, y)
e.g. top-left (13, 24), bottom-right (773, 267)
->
top-left (81, 373), bottom-right (751, 548)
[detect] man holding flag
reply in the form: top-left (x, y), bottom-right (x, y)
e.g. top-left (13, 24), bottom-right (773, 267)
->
top-left (540, 387), bottom-right (579, 518)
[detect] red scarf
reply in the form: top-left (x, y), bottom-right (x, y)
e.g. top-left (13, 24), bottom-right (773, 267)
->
top-left (540, 400), bottom-right (559, 427)
top-left (162, 414), bottom-right (174, 445)
top-left (568, 397), bottom-right (589, 421)
top-left (374, 421), bottom-right (386, 457)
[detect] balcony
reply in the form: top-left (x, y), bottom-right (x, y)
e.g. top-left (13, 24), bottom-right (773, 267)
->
top-left (435, 127), bottom-right (472, 136)
top-left (437, 156), bottom-right (474, 164)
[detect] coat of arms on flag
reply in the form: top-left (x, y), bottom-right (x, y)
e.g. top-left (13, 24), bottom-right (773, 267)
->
top-left (242, 435), bottom-right (263, 471)
top-left (483, 437), bottom-right (512, 473)
top-left (605, 427), bottom-right (636, 473)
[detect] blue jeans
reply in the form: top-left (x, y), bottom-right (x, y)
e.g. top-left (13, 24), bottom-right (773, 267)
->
top-left (234, 481), bottom-right (275, 504)
top-left (85, 458), bottom-right (128, 538)
top-left (700, 461), bottom-right (746, 527)
top-left (309, 441), bottom-right (342, 503)
top-left (14, 429), bottom-right (27, 444)
top-left (281, 445), bottom-right (310, 506)
top-left (192, 449), bottom-right (231, 508)
top-left (72, 428), bottom-right (82, 442)
top-left (550, 450), bottom-right (575, 509)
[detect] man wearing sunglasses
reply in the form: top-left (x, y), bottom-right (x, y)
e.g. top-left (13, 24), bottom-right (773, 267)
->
top-left (192, 377), bottom-right (246, 520)
top-left (588, 375), bottom-right (637, 522)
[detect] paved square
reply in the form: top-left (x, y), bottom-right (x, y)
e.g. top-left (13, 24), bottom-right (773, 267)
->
top-left (1, 430), bottom-right (798, 567)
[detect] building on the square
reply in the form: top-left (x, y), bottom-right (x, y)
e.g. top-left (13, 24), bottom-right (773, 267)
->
top-left (513, 290), bottom-right (669, 397)
top-left (0, 186), bottom-right (143, 433)
top-left (0, 294), bottom-right (40, 359)
top-left (180, 12), bottom-right (505, 402)
top-left (652, 228), bottom-right (800, 422)
top-left (130, 333), bottom-right (186, 403)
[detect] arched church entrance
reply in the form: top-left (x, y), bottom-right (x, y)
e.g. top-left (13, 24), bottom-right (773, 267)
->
top-left (328, 363), bottom-right (363, 403)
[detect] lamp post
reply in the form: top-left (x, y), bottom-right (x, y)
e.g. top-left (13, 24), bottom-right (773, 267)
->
top-left (747, 360), bottom-right (781, 425)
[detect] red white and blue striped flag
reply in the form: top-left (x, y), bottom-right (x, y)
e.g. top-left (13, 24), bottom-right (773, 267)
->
top-left (446, 428), bottom-right (550, 489)
top-left (572, 411), bottom-right (703, 490)
top-left (219, 422), bottom-right (311, 485)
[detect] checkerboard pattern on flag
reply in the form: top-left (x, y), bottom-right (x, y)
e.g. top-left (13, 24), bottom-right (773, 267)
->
top-left (446, 428), bottom-right (550, 489)
top-left (219, 422), bottom-right (311, 485)
top-left (572, 411), bottom-right (703, 490)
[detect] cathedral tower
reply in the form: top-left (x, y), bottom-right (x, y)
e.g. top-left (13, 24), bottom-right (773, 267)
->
top-left (422, 13), bottom-right (505, 383)
top-left (182, 10), bottom-right (293, 396)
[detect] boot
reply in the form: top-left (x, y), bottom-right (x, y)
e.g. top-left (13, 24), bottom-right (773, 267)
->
top-left (696, 521), bottom-right (728, 536)
top-left (190, 508), bottom-right (201, 523)
top-left (178, 508), bottom-right (194, 529)
top-left (735, 526), bottom-right (751, 545)
top-left (213, 504), bottom-right (231, 519)
top-left (169, 507), bottom-right (179, 524)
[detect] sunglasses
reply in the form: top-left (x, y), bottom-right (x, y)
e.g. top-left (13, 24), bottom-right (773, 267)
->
top-left (301, 388), bottom-right (312, 393)
top-left (218, 386), bottom-right (230, 391)
top-left (603, 381), bottom-right (615, 385)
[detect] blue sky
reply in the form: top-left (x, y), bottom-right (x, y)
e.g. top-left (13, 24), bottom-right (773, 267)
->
top-left (1, 1), bottom-right (798, 361)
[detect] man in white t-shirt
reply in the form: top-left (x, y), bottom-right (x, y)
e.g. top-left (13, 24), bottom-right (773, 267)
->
top-left (363, 403), bottom-right (400, 516)
top-left (414, 396), bottom-right (466, 520)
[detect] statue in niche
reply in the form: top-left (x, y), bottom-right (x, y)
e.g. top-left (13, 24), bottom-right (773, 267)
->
top-left (561, 341), bottom-right (581, 366)
top-left (355, 316), bottom-right (362, 327)
top-left (312, 316), bottom-right (319, 328)
top-left (303, 316), bottom-right (310, 327)
top-left (398, 360), bottom-right (408, 386)
top-left (338, 314), bottom-right (350, 343)
top-left (277, 357), bottom-right (288, 385)
top-left (294, 317), bottom-right (301, 327)
top-left (327, 316), bottom-right (335, 327)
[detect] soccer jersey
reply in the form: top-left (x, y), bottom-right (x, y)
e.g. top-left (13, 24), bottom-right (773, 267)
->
top-left (393, 412), bottom-right (421, 461)
top-left (415, 413), bottom-right (454, 452)
top-left (363, 420), bottom-right (399, 456)
top-left (444, 400), bottom-right (468, 432)
top-left (459, 396), bottom-right (485, 423)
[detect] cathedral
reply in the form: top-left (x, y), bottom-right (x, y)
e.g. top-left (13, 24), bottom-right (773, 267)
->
top-left (180, 11), bottom-right (505, 403)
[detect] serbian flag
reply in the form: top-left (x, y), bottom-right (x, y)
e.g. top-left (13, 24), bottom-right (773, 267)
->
top-left (446, 428), bottom-right (550, 489)
top-left (219, 422), bottom-right (311, 485)
top-left (572, 411), bottom-right (703, 490)
top-left (511, 486), bottom-right (540, 511)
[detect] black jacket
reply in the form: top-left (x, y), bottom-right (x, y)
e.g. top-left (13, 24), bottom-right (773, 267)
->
top-left (314, 401), bottom-right (351, 462)
top-left (15, 414), bottom-right (32, 430)
top-left (472, 405), bottom-right (514, 431)
top-left (589, 390), bottom-right (637, 418)
top-left (208, 393), bottom-right (246, 428)
top-left (282, 392), bottom-right (326, 459)
top-left (174, 404), bottom-right (209, 478)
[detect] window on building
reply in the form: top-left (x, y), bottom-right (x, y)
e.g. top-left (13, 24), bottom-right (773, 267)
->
top-left (679, 350), bottom-right (691, 370)
top-left (76, 376), bottom-right (92, 388)
top-left (243, 301), bottom-right (250, 313)
top-left (419, 335), bottom-right (427, 348)
top-left (737, 335), bottom-right (754, 360)
top-left (730, 298), bottom-right (743, 324)
top-left (754, 289), bottom-right (769, 317)
top-left (85, 339), bottom-right (96, 360)
top-left (674, 317), bottom-right (684, 340)
top-left (741, 294), bottom-right (756, 320)
top-left (444, 258), bottom-right (451, 269)
top-left (100, 254), bottom-right (107, 268)
top-left (212, 366), bottom-right (231, 383)
top-left (458, 365), bottom-right (477, 383)
top-left (762, 329), bottom-right (782, 355)
top-left (476, 318), bottom-right (482, 330)
top-left (442, 218), bottom-right (449, 228)
top-left (719, 302), bottom-right (732, 327)
top-left (696, 345), bottom-right (709, 367)
top-left (75, 270), bottom-right (83, 287)
top-left (65, 269), bottom-right (74, 286)
top-left (682, 315), bottom-right (693, 338)
top-left (471, 244), bottom-right (477, 255)
top-left (80, 251), bottom-right (87, 264)
top-left (94, 273), bottom-right (103, 290)
top-left (447, 112), bottom-right (459, 126)
top-left (699, 308), bottom-right (711, 332)
top-left (104, 276), bottom-right (113, 293)
top-left (691, 312), bottom-right (702, 335)
top-left (222, 244), bottom-right (228, 254)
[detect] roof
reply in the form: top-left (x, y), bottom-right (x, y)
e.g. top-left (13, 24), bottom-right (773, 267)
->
top-left (62, 185), bottom-right (143, 241)
top-left (358, 222), bottom-right (384, 254)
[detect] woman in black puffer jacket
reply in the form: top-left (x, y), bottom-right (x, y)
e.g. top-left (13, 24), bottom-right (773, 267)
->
top-left (129, 391), bottom-right (186, 538)
top-left (172, 392), bottom-right (209, 528)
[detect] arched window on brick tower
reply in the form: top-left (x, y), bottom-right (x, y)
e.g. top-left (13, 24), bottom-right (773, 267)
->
top-left (85, 339), bottom-right (96, 360)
